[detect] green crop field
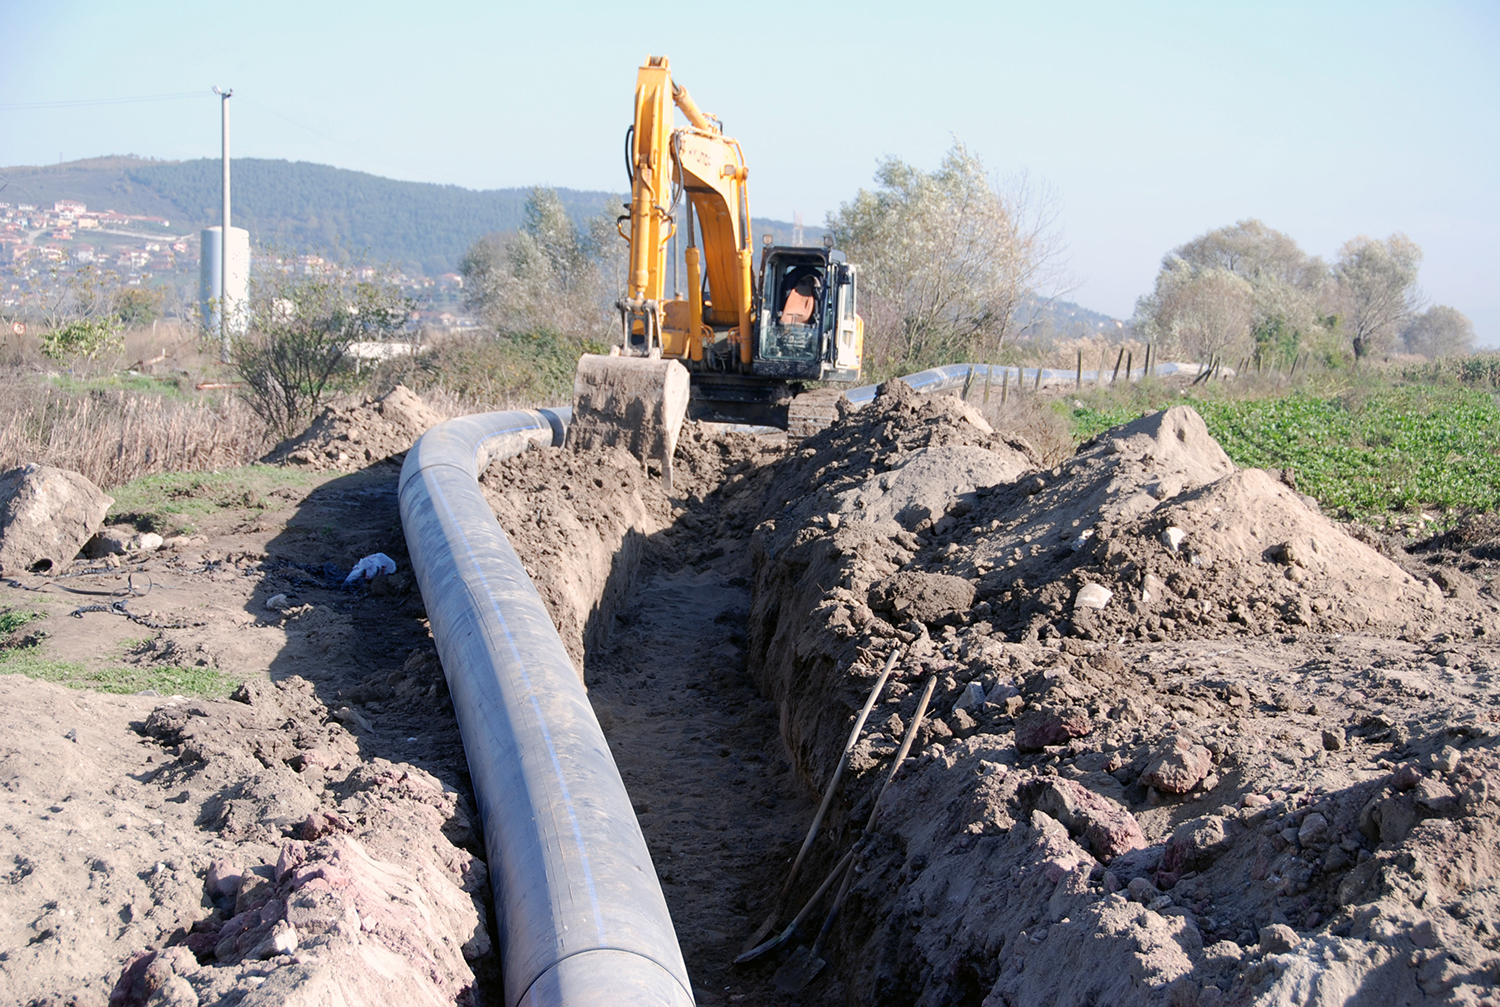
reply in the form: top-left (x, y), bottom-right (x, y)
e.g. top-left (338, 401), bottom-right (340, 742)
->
top-left (1069, 385), bottom-right (1500, 518)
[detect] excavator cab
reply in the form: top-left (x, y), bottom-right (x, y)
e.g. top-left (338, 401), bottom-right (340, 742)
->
top-left (754, 246), bottom-right (861, 383)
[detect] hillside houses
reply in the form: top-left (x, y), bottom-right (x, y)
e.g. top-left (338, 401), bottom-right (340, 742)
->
top-left (0, 199), bottom-right (183, 279)
top-left (1, 191), bottom-right (472, 324)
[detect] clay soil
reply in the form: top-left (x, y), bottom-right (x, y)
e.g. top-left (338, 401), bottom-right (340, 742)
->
top-left (2, 383), bottom-right (1499, 1007)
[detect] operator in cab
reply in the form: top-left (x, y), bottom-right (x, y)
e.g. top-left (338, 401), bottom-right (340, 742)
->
top-left (779, 274), bottom-right (819, 326)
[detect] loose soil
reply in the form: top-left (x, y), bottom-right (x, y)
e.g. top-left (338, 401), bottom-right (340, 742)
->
top-left (2, 382), bottom-right (1498, 1007)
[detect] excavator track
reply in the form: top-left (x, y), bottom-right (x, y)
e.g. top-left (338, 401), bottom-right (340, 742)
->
top-left (786, 387), bottom-right (847, 441)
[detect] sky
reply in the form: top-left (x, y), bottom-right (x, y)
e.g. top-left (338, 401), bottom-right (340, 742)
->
top-left (2, 1), bottom-right (1496, 345)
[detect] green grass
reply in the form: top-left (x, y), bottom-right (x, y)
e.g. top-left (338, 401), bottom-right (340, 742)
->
top-left (2, 608), bottom-right (234, 698)
top-left (1069, 384), bottom-right (1500, 518)
top-left (0, 608), bottom-right (43, 636)
top-left (49, 371), bottom-right (193, 400)
top-left (107, 464), bottom-right (326, 534)
top-left (0, 644), bottom-right (235, 698)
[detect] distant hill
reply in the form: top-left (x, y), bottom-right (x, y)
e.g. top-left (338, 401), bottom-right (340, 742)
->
top-left (1024, 296), bottom-right (1132, 342)
top-left (0, 156), bottom-right (815, 277)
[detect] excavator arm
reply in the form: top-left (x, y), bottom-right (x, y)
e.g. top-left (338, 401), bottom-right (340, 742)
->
top-left (621, 55), bottom-right (754, 366)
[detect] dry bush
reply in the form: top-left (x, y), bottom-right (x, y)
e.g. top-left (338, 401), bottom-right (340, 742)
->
top-left (970, 389), bottom-right (1076, 467)
top-left (0, 378), bottom-right (270, 490)
top-left (366, 330), bottom-right (579, 413)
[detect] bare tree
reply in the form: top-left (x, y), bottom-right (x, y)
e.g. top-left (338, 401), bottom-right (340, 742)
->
top-left (1135, 262), bottom-right (1254, 361)
top-left (827, 143), bottom-right (1069, 374)
top-left (1333, 234), bottom-right (1423, 359)
top-left (233, 261), bottom-right (413, 438)
top-left (1401, 304), bottom-right (1475, 359)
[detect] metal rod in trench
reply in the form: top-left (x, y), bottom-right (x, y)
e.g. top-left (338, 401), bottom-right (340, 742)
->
top-left (735, 671), bottom-right (934, 967)
top-left (767, 674), bottom-right (940, 989)
top-left (741, 647), bottom-right (902, 953)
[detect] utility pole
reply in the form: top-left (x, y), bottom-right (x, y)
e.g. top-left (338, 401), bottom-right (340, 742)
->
top-left (213, 86), bottom-right (233, 363)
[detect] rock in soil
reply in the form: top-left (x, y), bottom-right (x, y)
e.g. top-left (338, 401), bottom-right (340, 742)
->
top-left (0, 462), bottom-right (113, 575)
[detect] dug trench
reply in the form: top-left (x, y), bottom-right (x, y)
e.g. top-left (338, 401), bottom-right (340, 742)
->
top-left (1, 387), bottom-right (841, 1007)
top-left (5, 380), bottom-right (1500, 1006)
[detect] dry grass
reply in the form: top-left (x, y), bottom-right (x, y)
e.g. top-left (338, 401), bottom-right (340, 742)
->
top-left (366, 329), bottom-right (579, 414)
top-left (0, 377), bottom-right (270, 490)
top-left (0, 320), bottom-right (274, 490)
top-left (967, 390), bottom-right (1077, 467)
top-left (1024, 335), bottom-right (1153, 376)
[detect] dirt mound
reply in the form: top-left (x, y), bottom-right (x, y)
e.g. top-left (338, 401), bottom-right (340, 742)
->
top-left (740, 390), bottom-right (1500, 1005)
top-left (267, 384), bottom-right (447, 472)
top-left (0, 673), bottom-right (489, 1007)
top-left (1410, 512), bottom-right (1500, 585)
top-left (875, 404), bottom-right (1451, 645)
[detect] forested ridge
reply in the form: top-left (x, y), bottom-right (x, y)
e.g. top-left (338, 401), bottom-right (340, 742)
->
top-left (0, 155), bottom-right (620, 275)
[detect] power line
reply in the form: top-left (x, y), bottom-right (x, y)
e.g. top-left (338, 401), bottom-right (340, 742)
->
top-left (246, 97), bottom-right (386, 168)
top-left (0, 91), bottom-right (208, 112)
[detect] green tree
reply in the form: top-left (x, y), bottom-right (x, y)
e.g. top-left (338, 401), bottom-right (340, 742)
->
top-left (459, 187), bottom-right (620, 344)
top-left (232, 261), bottom-right (413, 437)
top-left (23, 264), bottom-right (127, 364)
top-left (1333, 234), bottom-right (1423, 359)
top-left (1136, 220), bottom-right (1330, 365)
top-left (115, 286), bottom-right (165, 326)
top-left (827, 143), bottom-right (1067, 375)
top-left (39, 316), bottom-right (123, 363)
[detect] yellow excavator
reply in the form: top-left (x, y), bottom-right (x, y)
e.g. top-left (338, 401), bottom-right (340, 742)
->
top-left (569, 55), bottom-right (864, 484)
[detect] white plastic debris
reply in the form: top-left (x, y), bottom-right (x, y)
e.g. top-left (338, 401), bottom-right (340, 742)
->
top-left (1069, 528), bottom-right (1095, 552)
top-left (344, 552), bottom-right (397, 585)
top-left (1074, 583), bottom-right (1114, 610)
top-left (1161, 526), bottom-right (1187, 553)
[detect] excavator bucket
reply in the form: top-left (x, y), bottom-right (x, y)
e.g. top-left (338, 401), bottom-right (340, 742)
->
top-left (568, 353), bottom-right (691, 493)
